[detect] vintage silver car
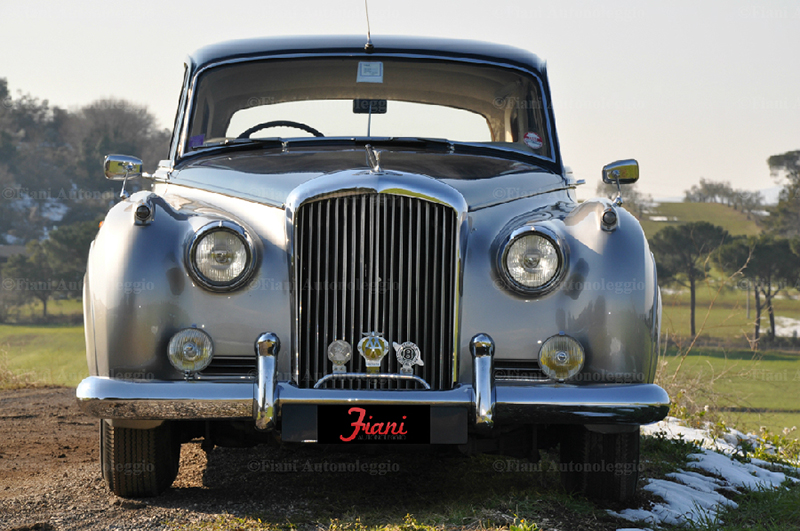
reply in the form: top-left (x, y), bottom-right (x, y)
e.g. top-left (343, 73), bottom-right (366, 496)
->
top-left (76, 35), bottom-right (668, 501)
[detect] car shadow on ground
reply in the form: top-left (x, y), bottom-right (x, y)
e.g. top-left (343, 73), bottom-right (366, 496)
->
top-left (137, 441), bottom-right (635, 530)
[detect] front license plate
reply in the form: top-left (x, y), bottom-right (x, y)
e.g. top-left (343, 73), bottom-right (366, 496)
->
top-left (318, 405), bottom-right (431, 444)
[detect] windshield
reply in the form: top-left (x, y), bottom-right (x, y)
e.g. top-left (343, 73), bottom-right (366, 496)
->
top-left (185, 57), bottom-right (553, 160)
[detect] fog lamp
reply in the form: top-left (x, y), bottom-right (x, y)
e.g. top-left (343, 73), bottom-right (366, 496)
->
top-left (538, 333), bottom-right (584, 381)
top-left (168, 328), bottom-right (213, 373)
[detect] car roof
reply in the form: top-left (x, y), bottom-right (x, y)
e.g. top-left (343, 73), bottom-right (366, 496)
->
top-left (188, 35), bottom-right (547, 74)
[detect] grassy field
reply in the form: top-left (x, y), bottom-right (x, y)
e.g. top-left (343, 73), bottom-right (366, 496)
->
top-left (659, 348), bottom-right (800, 437)
top-left (0, 323), bottom-right (87, 388)
top-left (660, 282), bottom-right (800, 345)
top-left (6, 297), bottom-right (84, 323)
top-left (640, 201), bottom-right (763, 237)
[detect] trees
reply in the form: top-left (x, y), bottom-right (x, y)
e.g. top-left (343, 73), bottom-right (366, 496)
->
top-left (684, 178), bottom-right (733, 204)
top-left (0, 81), bottom-right (170, 242)
top-left (0, 220), bottom-right (99, 320)
top-left (44, 220), bottom-right (100, 296)
top-left (2, 241), bottom-right (55, 319)
top-left (649, 222), bottom-right (729, 337)
top-left (594, 180), bottom-right (652, 219)
top-left (0, 78), bottom-right (72, 242)
top-left (61, 98), bottom-right (170, 225)
top-left (764, 150), bottom-right (800, 237)
top-left (0, 78), bottom-right (168, 320)
top-left (716, 235), bottom-right (799, 341)
top-left (683, 177), bottom-right (764, 218)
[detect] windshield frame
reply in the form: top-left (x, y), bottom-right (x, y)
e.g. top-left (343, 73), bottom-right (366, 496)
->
top-left (176, 51), bottom-right (561, 173)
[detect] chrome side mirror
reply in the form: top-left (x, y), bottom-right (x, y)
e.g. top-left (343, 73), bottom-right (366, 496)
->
top-left (104, 155), bottom-right (143, 199)
top-left (602, 159), bottom-right (639, 185)
top-left (104, 155), bottom-right (143, 180)
top-left (602, 159), bottom-right (639, 207)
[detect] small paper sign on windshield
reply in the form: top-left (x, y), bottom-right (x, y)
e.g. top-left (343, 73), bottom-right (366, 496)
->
top-left (357, 62), bottom-right (384, 83)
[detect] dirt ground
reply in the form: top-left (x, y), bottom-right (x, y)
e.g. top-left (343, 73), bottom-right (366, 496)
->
top-left (0, 387), bottom-right (627, 531)
top-left (0, 387), bottom-right (223, 530)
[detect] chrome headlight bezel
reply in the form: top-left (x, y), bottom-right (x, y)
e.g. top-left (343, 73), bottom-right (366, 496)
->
top-left (187, 220), bottom-right (256, 292)
top-left (498, 225), bottom-right (567, 296)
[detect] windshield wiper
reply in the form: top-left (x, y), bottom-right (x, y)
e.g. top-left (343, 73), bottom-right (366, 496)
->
top-left (206, 136), bottom-right (550, 169)
top-left (200, 138), bottom-right (286, 149)
top-left (183, 138), bottom-right (287, 160)
top-left (370, 137), bottom-right (547, 165)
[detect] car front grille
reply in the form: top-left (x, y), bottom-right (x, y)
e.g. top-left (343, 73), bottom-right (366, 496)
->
top-left (494, 361), bottom-right (548, 382)
top-left (199, 356), bottom-right (257, 380)
top-left (294, 193), bottom-right (458, 390)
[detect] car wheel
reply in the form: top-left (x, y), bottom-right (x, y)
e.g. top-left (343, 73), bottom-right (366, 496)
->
top-left (559, 425), bottom-right (640, 501)
top-left (100, 419), bottom-right (181, 497)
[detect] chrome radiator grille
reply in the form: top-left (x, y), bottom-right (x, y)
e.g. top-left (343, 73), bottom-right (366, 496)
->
top-left (294, 193), bottom-right (458, 390)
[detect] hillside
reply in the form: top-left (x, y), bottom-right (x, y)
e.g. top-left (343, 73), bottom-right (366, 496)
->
top-left (640, 201), bottom-right (763, 237)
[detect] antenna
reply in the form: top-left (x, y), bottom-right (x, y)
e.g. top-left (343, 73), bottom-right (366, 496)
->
top-left (364, 0), bottom-right (374, 52)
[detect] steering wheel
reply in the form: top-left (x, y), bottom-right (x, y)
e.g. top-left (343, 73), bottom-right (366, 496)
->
top-left (237, 120), bottom-right (324, 139)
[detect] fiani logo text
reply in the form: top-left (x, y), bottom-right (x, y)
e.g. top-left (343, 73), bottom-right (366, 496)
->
top-left (340, 407), bottom-right (408, 442)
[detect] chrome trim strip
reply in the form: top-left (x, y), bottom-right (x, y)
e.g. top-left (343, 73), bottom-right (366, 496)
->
top-left (313, 373), bottom-right (431, 390)
top-left (255, 332), bottom-right (280, 430)
top-left (471, 334), bottom-right (496, 429)
top-left (76, 376), bottom-right (668, 426)
top-left (277, 384), bottom-right (473, 408)
top-left (495, 377), bottom-right (549, 383)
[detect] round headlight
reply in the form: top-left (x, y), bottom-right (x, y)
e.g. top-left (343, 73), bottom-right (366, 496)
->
top-left (168, 328), bottom-right (213, 373)
top-left (188, 221), bottom-right (255, 291)
top-left (500, 228), bottom-right (563, 294)
top-left (538, 333), bottom-right (585, 381)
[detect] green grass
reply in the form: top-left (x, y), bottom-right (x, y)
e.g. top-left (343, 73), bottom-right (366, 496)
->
top-left (687, 481), bottom-right (800, 530)
top-left (6, 297), bottom-right (83, 323)
top-left (641, 202), bottom-right (763, 238)
top-left (640, 429), bottom-right (701, 479)
top-left (659, 348), bottom-right (800, 438)
top-left (659, 281), bottom-right (800, 345)
top-left (0, 323), bottom-right (87, 388)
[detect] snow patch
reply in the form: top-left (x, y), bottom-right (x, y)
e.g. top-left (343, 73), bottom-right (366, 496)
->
top-left (772, 316), bottom-right (800, 338)
top-left (610, 417), bottom-right (799, 528)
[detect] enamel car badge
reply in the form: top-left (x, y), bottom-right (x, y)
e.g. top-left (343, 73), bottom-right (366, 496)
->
top-left (393, 341), bottom-right (424, 374)
top-left (357, 331), bottom-right (389, 373)
top-left (327, 340), bottom-right (352, 373)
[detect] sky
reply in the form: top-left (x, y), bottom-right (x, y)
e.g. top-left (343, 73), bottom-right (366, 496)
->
top-left (1, 0), bottom-right (799, 202)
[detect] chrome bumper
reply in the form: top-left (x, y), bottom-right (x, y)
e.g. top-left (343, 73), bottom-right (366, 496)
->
top-left (76, 333), bottom-right (670, 429)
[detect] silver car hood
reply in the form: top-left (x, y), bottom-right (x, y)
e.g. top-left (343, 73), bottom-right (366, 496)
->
top-left (169, 149), bottom-right (567, 210)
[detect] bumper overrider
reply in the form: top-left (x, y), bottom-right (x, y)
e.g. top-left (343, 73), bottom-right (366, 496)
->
top-left (76, 333), bottom-right (670, 443)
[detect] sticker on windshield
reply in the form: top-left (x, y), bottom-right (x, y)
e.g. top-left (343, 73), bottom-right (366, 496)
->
top-left (357, 62), bottom-right (384, 83)
top-left (523, 132), bottom-right (543, 149)
top-left (188, 134), bottom-right (205, 149)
